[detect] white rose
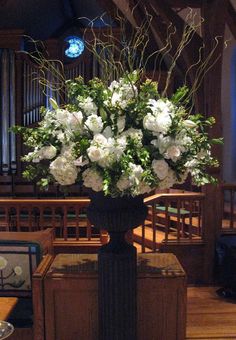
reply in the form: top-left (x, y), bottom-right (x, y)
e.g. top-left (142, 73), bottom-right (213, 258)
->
top-left (87, 145), bottom-right (107, 162)
top-left (0, 256), bottom-right (7, 270)
top-left (14, 266), bottom-right (23, 276)
top-left (93, 134), bottom-right (108, 146)
top-left (164, 145), bottom-right (181, 162)
top-left (85, 114), bottom-right (103, 133)
top-left (152, 159), bottom-right (169, 180)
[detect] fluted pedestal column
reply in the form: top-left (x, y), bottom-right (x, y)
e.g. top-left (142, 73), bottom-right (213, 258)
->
top-left (87, 192), bottom-right (147, 340)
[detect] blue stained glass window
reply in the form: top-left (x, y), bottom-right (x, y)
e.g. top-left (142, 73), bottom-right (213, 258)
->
top-left (64, 36), bottom-right (85, 58)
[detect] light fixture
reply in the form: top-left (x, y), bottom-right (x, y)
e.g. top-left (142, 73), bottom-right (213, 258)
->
top-left (64, 36), bottom-right (85, 59)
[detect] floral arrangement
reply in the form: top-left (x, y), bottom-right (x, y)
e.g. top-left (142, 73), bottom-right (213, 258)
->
top-left (13, 69), bottom-right (221, 197)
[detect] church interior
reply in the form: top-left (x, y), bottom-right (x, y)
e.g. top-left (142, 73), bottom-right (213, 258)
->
top-left (0, 0), bottom-right (236, 339)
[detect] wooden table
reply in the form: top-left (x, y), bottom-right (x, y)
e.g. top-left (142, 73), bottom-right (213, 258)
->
top-left (0, 297), bottom-right (18, 320)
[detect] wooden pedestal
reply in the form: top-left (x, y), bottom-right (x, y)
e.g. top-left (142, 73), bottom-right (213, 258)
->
top-left (43, 253), bottom-right (186, 340)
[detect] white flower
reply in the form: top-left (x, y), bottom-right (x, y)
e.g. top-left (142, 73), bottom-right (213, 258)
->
top-left (137, 181), bottom-right (152, 195)
top-left (143, 99), bottom-right (174, 134)
top-left (111, 92), bottom-right (122, 106)
top-left (122, 128), bottom-right (143, 143)
top-left (151, 135), bottom-right (171, 154)
top-left (79, 96), bottom-right (97, 115)
top-left (38, 145), bottom-right (57, 160)
top-left (116, 175), bottom-right (131, 191)
top-left (93, 133), bottom-right (108, 146)
top-left (67, 111), bottom-right (83, 130)
top-left (152, 159), bottom-right (169, 180)
top-left (117, 116), bottom-right (126, 132)
top-left (158, 169), bottom-right (176, 190)
top-left (74, 156), bottom-right (89, 167)
top-left (185, 159), bottom-right (199, 168)
top-left (183, 120), bottom-right (197, 128)
top-left (143, 111), bottom-right (172, 134)
top-left (14, 266), bottom-right (23, 276)
top-left (49, 156), bottom-right (79, 185)
top-left (129, 163), bottom-right (143, 185)
top-left (61, 144), bottom-right (75, 160)
top-left (87, 145), bottom-right (107, 162)
top-left (85, 114), bottom-right (103, 133)
top-left (55, 109), bottom-right (70, 125)
top-left (0, 256), bottom-right (7, 270)
top-left (82, 168), bottom-right (103, 192)
top-left (55, 130), bottom-right (67, 143)
top-left (164, 145), bottom-right (182, 162)
top-left (103, 126), bottom-right (113, 138)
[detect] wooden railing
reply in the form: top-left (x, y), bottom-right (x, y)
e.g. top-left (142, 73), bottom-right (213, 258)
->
top-left (0, 192), bottom-right (206, 253)
top-left (0, 198), bottom-right (108, 244)
top-left (132, 192), bottom-right (205, 252)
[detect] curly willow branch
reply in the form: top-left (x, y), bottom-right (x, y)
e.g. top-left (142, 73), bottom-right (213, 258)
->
top-left (22, 7), bottom-right (225, 109)
top-left (20, 36), bottom-right (66, 103)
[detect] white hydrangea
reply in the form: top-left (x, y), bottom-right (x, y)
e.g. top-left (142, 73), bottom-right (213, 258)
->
top-left (61, 144), bottom-right (75, 160)
top-left (116, 175), bottom-right (131, 191)
top-left (25, 145), bottom-right (57, 163)
top-left (79, 96), bottom-right (98, 115)
top-left (109, 79), bottom-right (138, 109)
top-left (82, 168), bottom-right (103, 192)
top-left (158, 169), bottom-right (176, 190)
top-left (122, 128), bottom-right (143, 144)
top-left (38, 145), bottom-right (57, 160)
top-left (49, 156), bottom-right (79, 185)
top-left (152, 159), bottom-right (169, 180)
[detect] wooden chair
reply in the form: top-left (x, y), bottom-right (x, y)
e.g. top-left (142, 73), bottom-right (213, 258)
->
top-left (0, 228), bottom-right (54, 340)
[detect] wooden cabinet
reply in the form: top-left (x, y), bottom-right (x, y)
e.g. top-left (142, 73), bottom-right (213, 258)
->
top-left (43, 253), bottom-right (186, 340)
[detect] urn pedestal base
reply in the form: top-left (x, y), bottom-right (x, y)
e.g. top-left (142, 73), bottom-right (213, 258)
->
top-left (87, 192), bottom-right (147, 340)
top-left (98, 233), bottom-right (137, 340)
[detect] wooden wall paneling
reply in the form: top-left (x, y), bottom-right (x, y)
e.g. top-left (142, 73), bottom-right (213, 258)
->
top-left (201, 0), bottom-right (227, 283)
